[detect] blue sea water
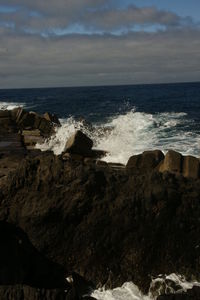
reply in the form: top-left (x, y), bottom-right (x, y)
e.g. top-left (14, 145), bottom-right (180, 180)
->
top-left (0, 82), bottom-right (200, 163)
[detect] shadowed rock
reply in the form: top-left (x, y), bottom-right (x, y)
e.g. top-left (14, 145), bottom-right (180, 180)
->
top-left (182, 156), bottom-right (200, 179)
top-left (157, 286), bottom-right (200, 299)
top-left (126, 150), bottom-right (164, 171)
top-left (64, 130), bottom-right (93, 156)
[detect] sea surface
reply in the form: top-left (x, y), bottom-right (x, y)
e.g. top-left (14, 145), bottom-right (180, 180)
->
top-left (0, 82), bottom-right (200, 164)
top-left (1, 82), bottom-right (200, 299)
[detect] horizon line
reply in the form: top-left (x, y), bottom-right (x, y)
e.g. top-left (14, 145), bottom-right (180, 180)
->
top-left (0, 80), bottom-right (200, 91)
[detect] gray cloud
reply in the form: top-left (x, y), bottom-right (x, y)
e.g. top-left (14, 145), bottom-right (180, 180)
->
top-left (81, 5), bottom-right (190, 30)
top-left (0, 1), bottom-right (194, 33)
top-left (0, 28), bottom-right (200, 88)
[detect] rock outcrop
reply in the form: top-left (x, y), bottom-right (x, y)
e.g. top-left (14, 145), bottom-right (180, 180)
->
top-left (1, 150), bottom-right (200, 294)
top-left (1, 108), bottom-right (200, 298)
top-left (157, 286), bottom-right (200, 299)
top-left (159, 150), bottom-right (200, 179)
top-left (126, 150), bottom-right (164, 172)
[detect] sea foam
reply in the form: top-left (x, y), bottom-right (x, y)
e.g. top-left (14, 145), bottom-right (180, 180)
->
top-left (91, 274), bottom-right (200, 300)
top-left (36, 109), bottom-right (200, 164)
top-left (0, 101), bottom-right (25, 110)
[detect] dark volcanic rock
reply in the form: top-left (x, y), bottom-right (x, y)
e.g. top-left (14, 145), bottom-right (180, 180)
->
top-left (1, 152), bottom-right (200, 293)
top-left (0, 221), bottom-right (67, 289)
top-left (64, 130), bottom-right (93, 155)
top-left (157, 286), bottom-right (200, 299)
top-left (159, 150), bottom-right (183, 174)
top-left (126, 150), bottom-right (164, 172)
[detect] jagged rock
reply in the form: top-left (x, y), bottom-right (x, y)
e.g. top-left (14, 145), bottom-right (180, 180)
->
top-left (64, 131), bottom-right (93, 156)
top-left (13, 107), bottom-right (26, 123)
top-left (3, 151), bottom-right (200, 293)
top-left (126, 150), bottom-right (164, 171)
top-left (18, 112), bottom-right (36, 129)
top-left (43, 112), bottom-right (60, 125)
top-left (38, 118), bottom-right (53, 136)
top-left (159, 150), bottom-right (182, 174)
top-left (157, 286), bottom-right (200, 299)
top-left (182, 156), bottom-right (200, 179)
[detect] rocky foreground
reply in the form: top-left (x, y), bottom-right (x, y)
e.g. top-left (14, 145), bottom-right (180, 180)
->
top-left (1, 108), bottom-right (200, 299)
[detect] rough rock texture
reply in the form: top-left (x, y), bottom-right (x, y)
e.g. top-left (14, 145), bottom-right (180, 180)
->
top-left (1, 151), bottom-right (200, 294)
top-left (159, 150), bottom-right (182, 174)
top-left (64, 130), bottom-right (93, 155)
top-left (157, 286), bottom-right (200, 299)
top-left (182, 156), bottom-right (200, 179)
top-left (0, 108), bottom-right (60, 151)
top-left (126, 150), bottom-right (164, 171)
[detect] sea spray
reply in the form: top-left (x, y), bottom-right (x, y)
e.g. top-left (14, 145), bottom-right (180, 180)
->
top-left (91, 274), bottom-right (200, 300)
top-left (0, 101), bottom-right (25, 110)
top-left (36, 109), bottom-right (200, 164)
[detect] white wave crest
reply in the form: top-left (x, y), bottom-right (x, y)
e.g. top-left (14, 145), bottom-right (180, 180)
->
top-left (36, 109), bottom-right (200, 164)
top-left (0, 101), bottom-right (25, 110)
top-left (91, 274), bottom-right (200, 300)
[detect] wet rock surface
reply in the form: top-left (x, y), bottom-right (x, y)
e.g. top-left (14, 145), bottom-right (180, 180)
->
top-left (157, 286), bottom-right (200, 299)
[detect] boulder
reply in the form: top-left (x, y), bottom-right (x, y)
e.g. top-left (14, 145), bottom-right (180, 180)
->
top-left (64, 131), bottom-right (93, 156)
top-left (18, 112), bottom-right (36, 129)
top-left (126, 150), bottom-right (164, 171)
top-left (38, 118), bottom-right (53, 136)
top-left (182, 156), bottom-right (200, 179)
top-left (159, 150), bottom-right (183, 174)
top-left (43, 112), bottom-right (60, 125)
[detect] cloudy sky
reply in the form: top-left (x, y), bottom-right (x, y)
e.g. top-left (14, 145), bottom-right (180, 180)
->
top-left (0, 0), bottom-right (200, 88)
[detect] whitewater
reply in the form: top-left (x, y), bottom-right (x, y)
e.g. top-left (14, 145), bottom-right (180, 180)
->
top-left (91, 274), bottom-right (200, 299)
top-left (35, 108), bottom-right (200, 164)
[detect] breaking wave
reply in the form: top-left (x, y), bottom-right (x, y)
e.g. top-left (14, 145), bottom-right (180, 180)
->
top-left (91, 274), bottom-right (200, 300)
top-left (0, 101), bottom-right (25, 110)
top-left (36, 109), bottom-right (200, 164)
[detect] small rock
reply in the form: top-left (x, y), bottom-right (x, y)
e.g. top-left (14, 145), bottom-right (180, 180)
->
top-left (43, 112), bottom-right (60, 125)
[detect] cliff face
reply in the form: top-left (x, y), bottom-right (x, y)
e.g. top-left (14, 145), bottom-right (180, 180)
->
top-left (1, 151), bottom-right (200, 293)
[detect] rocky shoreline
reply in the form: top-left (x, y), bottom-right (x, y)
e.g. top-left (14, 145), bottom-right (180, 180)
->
top-left (1, 108), bottom-right (200, 299)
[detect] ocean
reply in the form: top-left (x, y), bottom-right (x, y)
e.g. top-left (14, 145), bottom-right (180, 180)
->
top-left (1, 82), bottom-right (200, 299)
top-left (0, 82), bottom-right (200, 164)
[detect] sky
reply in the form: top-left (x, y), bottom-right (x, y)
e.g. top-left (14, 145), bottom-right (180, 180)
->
top-left (0, 1), bottom-right (200, 88)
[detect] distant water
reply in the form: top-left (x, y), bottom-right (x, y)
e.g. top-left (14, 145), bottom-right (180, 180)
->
top-left (0, 82), bottom-right (200, 163)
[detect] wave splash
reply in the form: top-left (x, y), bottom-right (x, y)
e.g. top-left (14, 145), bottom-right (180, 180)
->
top-left (91, 274), bottom-right (200, 300)
top-left (0, 101), bottom-right (25, 110)
top-left (36, 109), bottom-right (200, 164)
